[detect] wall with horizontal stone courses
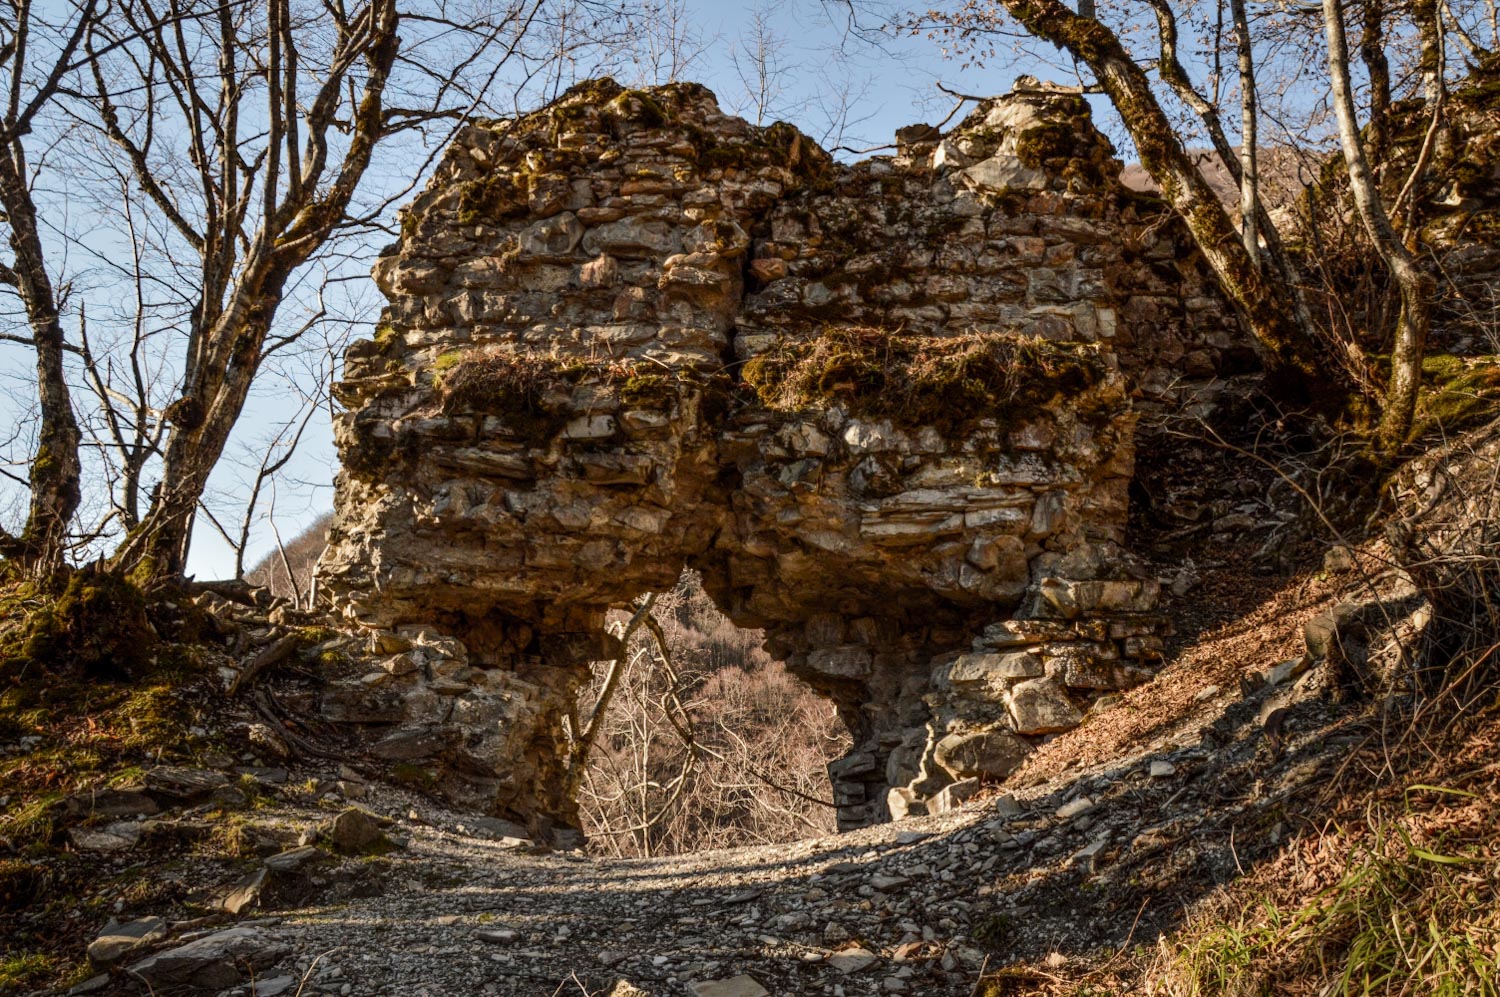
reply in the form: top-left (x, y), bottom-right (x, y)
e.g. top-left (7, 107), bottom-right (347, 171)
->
top-left (319, 79), bottom-right (1245, 841)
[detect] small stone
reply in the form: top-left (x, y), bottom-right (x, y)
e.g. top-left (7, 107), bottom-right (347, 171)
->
top-left (476, 928), bottom-right (521, 944)
top-left (469, 816), bottom-right (532, 842)
top-left (869, 874), bottom-right (910, 892)
top-left (827, 946), bottom-right (878, 974)
top-left (143, 766), bottom-right (229, 800)
top-left (929, 778), bottom-right (980, 815)
top-left (69, 823), bottom-right (141, 852)
top-left (1072, 834), bottom-right (1110, 872)
top-left (264, 845), bottom-right (321, 873)
top-left (64, 787), bottom-right (160, 819)
top-left (993, 794), bottom-right (1025, 818)
top-left (126, 926), bottom-right (287, 990)
top-left (687, 975), bottom-right (769, 997)
top-left (1149, 760), bottom-right (1176, 778)
top-left (221, 867), bottom-right (267, 915)
top-left (882, 976), bottom-right (909, 992)
top-left (1323, 544), bottom-right (1355, 573)
top-left (325, 808), bottom-right (389, 853)
top-left (252, 975), bottom-right (298, 996)
top-left (87, 916), bottom-right (168, 966)
top-left (1056, 796), bottom-right (1095, 820)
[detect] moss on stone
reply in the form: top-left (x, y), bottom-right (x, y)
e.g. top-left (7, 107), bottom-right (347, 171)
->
top-left (456, 172), bottom-right (529, 226)
top-left (1015, 122), bottom-right (1077, 169)
top-left (1411, 354), bottom-right (1500, 438)
top-left (740, 326), bottom-right (1111, 439)
top-left (435, 351), bottom-right (701, 444)
top-left (606, 89), bottom-right (671, 128)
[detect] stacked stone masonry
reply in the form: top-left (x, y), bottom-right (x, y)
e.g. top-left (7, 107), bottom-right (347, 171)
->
top-left (319, 79), bottom-right (1248, 841)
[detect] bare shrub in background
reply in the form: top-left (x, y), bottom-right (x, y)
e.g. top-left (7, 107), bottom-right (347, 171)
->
top-left (245, 512), bottom-right (333, 604)
top-left (577, 571), bottom-right (850, 857)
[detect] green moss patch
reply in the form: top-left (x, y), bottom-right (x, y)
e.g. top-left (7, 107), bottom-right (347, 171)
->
top-left (1411, 354), bottom-right (1500, 439)
top-left (0, 570), bottom-right (155, 683)
top-left (740, 326), bottom-right (1112, 438)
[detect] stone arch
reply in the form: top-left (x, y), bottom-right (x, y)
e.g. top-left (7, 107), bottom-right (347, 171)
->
top-left (319, 78), bottom-right (1241, 842)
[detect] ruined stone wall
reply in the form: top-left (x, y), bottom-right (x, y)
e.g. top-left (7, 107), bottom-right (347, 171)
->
top-left (319, 79), bottom-right (1248, 842)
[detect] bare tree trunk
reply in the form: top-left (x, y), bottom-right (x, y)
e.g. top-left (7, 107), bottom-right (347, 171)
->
top-left (104, 0), bottom-right (402, 580)
top-left (995, 0), bottom-right (1336, 403)
top-left (1146, 0), bottom-right (1337, 380)
top-left (1359, 0), bottom-right (1392, 168)
top-left (1229, 0), bottom-right (1260, 267)
top-left (0, 170), bottom-right (81, 571)
top-left (0, 2), bottom-right (95, 572)
top-left (1323, 0), bottom-right (1434, 452)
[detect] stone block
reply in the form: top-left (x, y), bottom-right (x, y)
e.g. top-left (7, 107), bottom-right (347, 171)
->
top-left (1006, 678), bottom-right (1083, 734)
top-left (806, 645), bottom-right (872, 679)
top-left (933, 729), bottom-right (1032, 779)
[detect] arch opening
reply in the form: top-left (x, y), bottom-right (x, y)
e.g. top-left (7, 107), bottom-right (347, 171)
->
top-left (573, 569), bottom-right (851, 857)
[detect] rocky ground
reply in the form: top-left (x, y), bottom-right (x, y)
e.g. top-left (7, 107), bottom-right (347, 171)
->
top-left (7, 535), bottom-right (1425, 997)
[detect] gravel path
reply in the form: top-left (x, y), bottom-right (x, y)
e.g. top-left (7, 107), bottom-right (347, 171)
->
top-left (262, 791), bottom-right (1010, 997)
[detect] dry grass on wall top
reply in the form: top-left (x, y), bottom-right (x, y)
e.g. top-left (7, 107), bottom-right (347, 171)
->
top-left (740, 326), bottom-right (1111, 437)
top-left (435, 350), bottom-right (704, 424)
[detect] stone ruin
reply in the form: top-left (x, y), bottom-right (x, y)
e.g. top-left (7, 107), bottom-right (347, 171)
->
top-left (318, 79), bottom-right (1249, 842)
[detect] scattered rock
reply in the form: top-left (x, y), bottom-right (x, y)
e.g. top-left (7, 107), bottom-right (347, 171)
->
top-left (929, 778), bottom-right (980, 814)
top-left (221, 867), bottom-right (268, 915)
top-left (1149, 759), bottom-right (1177, 778)
top-left (1056, 796), bottom-right (1095, 820)
top-left (63, 787), bottom-right (160, 819)
top-left (827, 946), bottom-right (878, 973)
top-left (126, 926), bottom-right (288, 990)
top-left (143, 766), bottom-right (230, 800)
top-left (476, 928), bottom-right (521, 944)
top-left (687, 975), bottom-right (769, 997)
top-left (325, 807), bottom-right (389, 853)
top-left (264, 845), bottom-right (322, 873)
top-left (87, 915), bottom-right (168, 966)
top-left (69, 822), bottom-right (141, 852)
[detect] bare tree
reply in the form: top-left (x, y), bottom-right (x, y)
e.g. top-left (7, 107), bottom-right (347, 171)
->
top-left (619, 0), bottom-right (714, 85)
top-left (912, 0), bottom-right (1477, 447)
top-left (575, 573), bottom-right (848, 857)
top-left (0, 1), bottom-right (97, 573)
top-left (729, 1), bottom-right (799, 125)
top-left (1322, 0), bottom-right (1436, 453)
top-left (61, 0), bottom-right (625, 581)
